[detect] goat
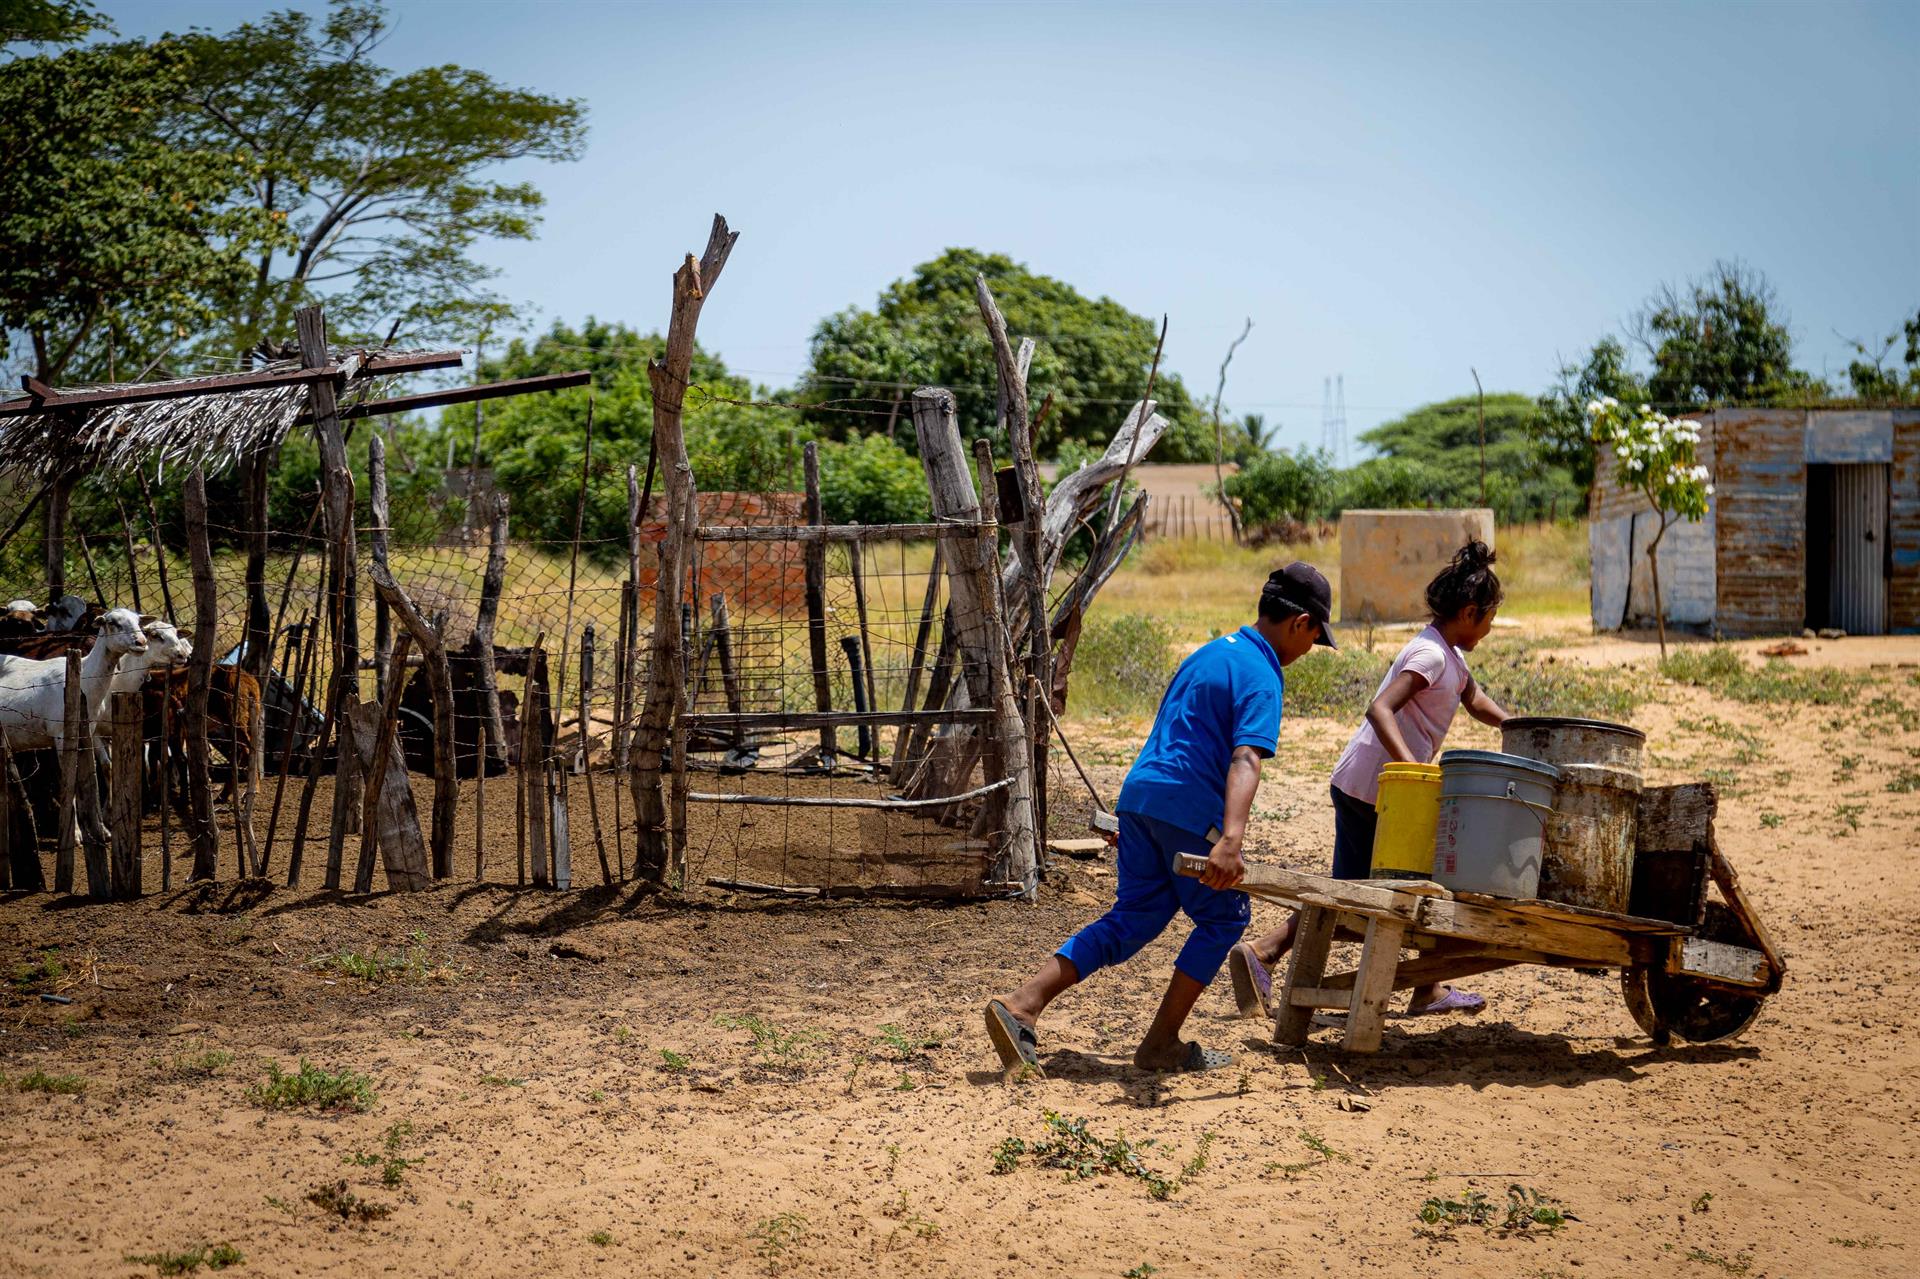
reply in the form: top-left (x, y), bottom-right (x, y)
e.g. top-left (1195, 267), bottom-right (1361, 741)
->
top-left (0, 608), bottom-right (147, 756)
top-left (145, 663), bottom-right (264, 812)
top-left (90, 619), bottom-right (192, 769)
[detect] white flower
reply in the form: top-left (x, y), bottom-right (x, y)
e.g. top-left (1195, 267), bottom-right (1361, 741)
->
top-left (1628, 457), bottom-right (1644, 472)
top-left (1586, 399), bottom-right (1605, 417)
top-left (1602, 395), bottom-right (1619, 408)
top-left (1691, 465), bottom-right (1709, 482)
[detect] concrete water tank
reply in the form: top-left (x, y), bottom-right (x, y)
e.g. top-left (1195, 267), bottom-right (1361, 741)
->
top-left (1338, 509), bottom-right (1495, 623)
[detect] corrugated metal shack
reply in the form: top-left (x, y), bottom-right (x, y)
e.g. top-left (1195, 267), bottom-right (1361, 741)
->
top-left (1590, 408), bottom-right (1920, 636)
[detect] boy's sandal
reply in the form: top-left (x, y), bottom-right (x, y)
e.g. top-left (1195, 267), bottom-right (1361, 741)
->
top-left (1175, 1042), bottom-right (1233, 1073)
top-left (984, 999), bottom-right (1043, 1074)
top-left (1227, 942), bottom-right (1273, 1020)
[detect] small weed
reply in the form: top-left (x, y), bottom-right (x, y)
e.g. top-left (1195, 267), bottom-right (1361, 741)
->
top-left (1830, 1234), bottom-right (1885, 1249)
top-left (247, 1059), bottom-right (374, 1112)
top-left (587, 1089), bottom-right (606, 1103)
top-left (1832, 802), bottom-right (1866, 835)
top-left (612, 1025), bottom-right (633, 1044)
top-left (748, 1211), bottom-right (808, 1274)
top-left (1420, 1188), bottom-right (1494, 1229)
top-left (10, 950), bottom-right (64, 992)
top-left (123, 1242), bottom-right (243, 1274)
top-left (478, 1072), bottom-right (525, 1087)
top-left (1662, 648), bottom-right (1864, 706)
top-left (893, 1072), bottom-right (916, 1092)
top-left (305, 1179), bottom-right (391, 1223)
top-left (1266, 1129), bottom-right (1348, 1178)
top-left (588, 1229), bottom-right (613, 1247)
top-left (1685, 1247), bottom-right (1753, 1274)
top-left (1502, 1185), bottom-right (1569, 1232)
top-left (308, 944), bottom-right (453, 986)
top-left (344, 1121), bottom-right (417, 1186)
top-left (1833, 753), bottom-right (1863, 782)
top-left (1887, 768), bottom-right (1920, 794)
top-left (1421, 1184), bottom-right (1570, 1236)
top-left (1677, 715), bottom-right (1768, 764)
top-left (1759, 811), bottom-right (1784, 828)
top-left (718, 1014), bottom-right (824, 1068)
top-left (1864, 692), bottom-right (1920, 730)
top-left (990, 1110), bottom-right (1210, 1200)
top-left (1179, 1130), bottom-right (1217, 1182)
top-left (157, 1047), bottom-right (234, 1080)
top-left (15, 1069), bottom-right (85, 1095)
top-left (1235, 1071), bottom-right (1251, 1096)
top-left (1123, 1266), bottom-right (1158, 1279)
top-left (873, 1023), bottom-right (942, 1062)
top-left (1692, 1191), bottom-right (1714, 1213)
top-left (658, 1049), bottom-right (690, 1074)
top-left (1310, 1073), bottom-right (1327, 1091)
top-left (885, 1143), bottom-right (901, 1178)
top-left (880, 1190), bottom-right (939, 1243)
top-left (263, 1195), bottom-right (299, 1216)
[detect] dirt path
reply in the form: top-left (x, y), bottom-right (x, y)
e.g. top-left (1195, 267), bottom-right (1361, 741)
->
top-left (4, 662), bottom-right (1919, 1277)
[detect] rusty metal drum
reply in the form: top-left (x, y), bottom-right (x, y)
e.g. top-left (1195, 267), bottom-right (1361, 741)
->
top-left (1500, 718), bottom-right (1646, 913)
top-left (1500, 716), bottom-right (1646, 775)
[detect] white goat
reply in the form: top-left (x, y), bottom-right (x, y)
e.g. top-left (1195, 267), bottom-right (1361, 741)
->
top-left (91, 618), bottom-right (192, 767)
top-left (0, 608), bottom-right (148, 756)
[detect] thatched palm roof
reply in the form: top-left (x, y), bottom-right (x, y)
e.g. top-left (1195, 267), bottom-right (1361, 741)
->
top-left (0, 348), bottom-right (459, 479)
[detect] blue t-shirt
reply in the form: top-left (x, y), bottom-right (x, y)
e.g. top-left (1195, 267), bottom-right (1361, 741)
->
top-left (1116, 625), bottom-right (1283, 838)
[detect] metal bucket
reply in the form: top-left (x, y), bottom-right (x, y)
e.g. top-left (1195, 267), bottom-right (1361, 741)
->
top-left (1501, 716), bottom-right (1646, 774)
top-left (1500, 717), bottom-right (1646, 913)
top-left (1433, 750), bottom-right (1561, 898)
top-left (1536, 763), bottom-right (1641, 912)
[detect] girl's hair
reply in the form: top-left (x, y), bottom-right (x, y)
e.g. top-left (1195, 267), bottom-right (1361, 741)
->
top-left (1426, 540), bottom-right (1503, 620)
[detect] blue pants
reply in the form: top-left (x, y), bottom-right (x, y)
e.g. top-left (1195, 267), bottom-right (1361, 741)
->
top-left (1329, 784), bottom-right (1378, 880)
top-left (1055, 811), bottom-right (1251, 986)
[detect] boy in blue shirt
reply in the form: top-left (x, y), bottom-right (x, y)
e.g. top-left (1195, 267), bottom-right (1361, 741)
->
top-left (985, 563), bottom-right (1335, 1073)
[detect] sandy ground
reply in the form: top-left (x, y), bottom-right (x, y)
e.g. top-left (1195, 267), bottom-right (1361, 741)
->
top-left (4, 641), bottom-right (1920, 1277)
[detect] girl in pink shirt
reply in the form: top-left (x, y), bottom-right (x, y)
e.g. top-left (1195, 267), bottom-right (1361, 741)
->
top-left (1228, 541), bottom-right (1511, 1019)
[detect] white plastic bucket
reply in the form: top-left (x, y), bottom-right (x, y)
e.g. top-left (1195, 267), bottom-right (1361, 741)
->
top-left (1432, 749), bottom-right (1561, 898)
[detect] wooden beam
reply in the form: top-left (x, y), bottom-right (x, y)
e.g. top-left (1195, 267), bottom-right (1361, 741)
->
top-left (687, 776), bottom-right (1011, 810)
top-left (683, 708), bottom-right (993, 733)
top-left (0, 363), bottom-right (345, 416)
top-left (183, 467), bottom-right (220, 883)
top-left (358, 349), bottom-right (465, 375)
top-left (311, 370), bottom-right (592, 423)
top-left (691, 522), bottom-right (990, 543)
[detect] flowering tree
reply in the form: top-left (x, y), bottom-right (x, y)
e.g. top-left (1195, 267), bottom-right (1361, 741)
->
top-left (1587, 397), bottom-right (1713, 658)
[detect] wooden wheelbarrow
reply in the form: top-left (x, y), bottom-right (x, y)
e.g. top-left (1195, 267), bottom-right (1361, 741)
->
top-left (1175, 783), bottom-right (1785, 1053)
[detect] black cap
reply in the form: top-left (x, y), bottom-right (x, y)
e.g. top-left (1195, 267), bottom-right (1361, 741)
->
top-left (1263, 562), bottom-right (1337, 648)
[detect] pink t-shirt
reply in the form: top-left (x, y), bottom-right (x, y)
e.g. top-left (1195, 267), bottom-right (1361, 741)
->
top-left (1328, 626), bottom-right (1470, 804)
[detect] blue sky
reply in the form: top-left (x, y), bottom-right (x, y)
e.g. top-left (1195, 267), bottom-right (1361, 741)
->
top-left (110, 0), bottom-right (1919, 450)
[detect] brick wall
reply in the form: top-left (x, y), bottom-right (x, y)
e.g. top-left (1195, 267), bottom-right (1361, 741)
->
top-left (636, 492), bottom-right (809, 614)
top-left (1890, 410), bottom-right (1920, 631)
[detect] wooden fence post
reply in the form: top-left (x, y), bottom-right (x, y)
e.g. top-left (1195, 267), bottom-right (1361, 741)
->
top-left (184, 466), bottom-right (219, 882)
top-left (525, 642), bottom-right (550, 887)
top-left (110, 690), bottom-right (141, 897)
top-left (369, 562), bottom-right (457, 879)
top-left (801, 442), bottom-right (835, 768)
top-left (55, 645), bottom-right (82, 894)
top-left (910, 389), bottom-right (1037, 895)
top-left (471, 492), bottom-right (509, 881)
top-left (631, 215), bottom-right (739, 884)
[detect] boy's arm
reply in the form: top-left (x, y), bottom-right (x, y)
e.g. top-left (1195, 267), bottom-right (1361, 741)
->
top-left (1199, 745), bottom-right (1262, 889)
top-left (1366, 669), bottom-right (1429, 763)
top-left (1463, 673), bottom-right (1509, 727)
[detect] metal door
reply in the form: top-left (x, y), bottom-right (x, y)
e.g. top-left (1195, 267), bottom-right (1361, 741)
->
top-left (1830, 464), bottom-right (1889, 634)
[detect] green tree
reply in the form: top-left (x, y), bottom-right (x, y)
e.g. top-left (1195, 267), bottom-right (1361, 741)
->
top-left (1357, 394), bottom-right (1583, 524)
top-left (1, 0), bottom-right (106, 47)
top-left (1844, 309), bottom-right (1920, 402)
top-left (447, 319), bottom-right (803, 552)
top-left (167, 0), bottom-right (586, 353)
top-left (1633, 261), bottom-right (1823, 409)
top-left (0, 37), bottom-right (285, 381)
top-left (1531, 337), bottom-right (1646, 495)
top-left (1220, 448), bottom-right (1337, 532)
top-left (798, 248), bottom-right (1204, 458)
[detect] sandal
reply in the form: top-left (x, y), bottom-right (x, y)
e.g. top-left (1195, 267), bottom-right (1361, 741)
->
top-left (1176, 1042), bottom-right (1233, 1073)
top-left (1409, 987), bottom-right (1486, 1016)
top-left (1227, 942), bottom-right (1273, 1020)
top-left (984, 999), bottom-right (1043, 1073)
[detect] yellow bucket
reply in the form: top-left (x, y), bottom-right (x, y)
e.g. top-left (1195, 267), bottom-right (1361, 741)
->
top-left (1370, 763), bottom-right (1443, 878)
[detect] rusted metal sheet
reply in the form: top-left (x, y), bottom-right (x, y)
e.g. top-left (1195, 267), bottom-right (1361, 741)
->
top-left (1711, 409), bottom-right (1807, 635)
top-left (1807, 410), bottom-right (1893, 464)
top-left (1589, 513), bottom-right (1631, 629)
top-left (1889, 411), bottom-right (1920, 631)
top-left (1829, 463), bottom-right (1889, 634)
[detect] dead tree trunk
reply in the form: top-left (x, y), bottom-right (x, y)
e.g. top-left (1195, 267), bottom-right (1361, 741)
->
top-left (370, 562), bottom-right (457, 878)
top-left (911, 388), bottom-right (1036, 895)
top-left (296, 305), bottom-right (362, 886)
top-left (631, 215), bottom-right (739, 885)
top-left (184, 467), bottom-right (220, 882)
top-left (369, 434), bottom-right (394, 702)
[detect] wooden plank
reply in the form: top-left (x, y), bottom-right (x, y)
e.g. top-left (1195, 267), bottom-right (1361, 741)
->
top-left (684, 708), bottom-right (993, 733)
top-left (1668, 937), bottom-right (1769, 988)
top-left (580, 623), bottom-right (612, 885)
top-left (346, 699), bottom-right (430, 893)
top-left (300, 370), bottom-right (592, 423)
top-left (472, 492), bottom-right (510, 881)
top-left (1344, 916), bottom-right (1409, 1052)
top-left (54, 646), bottom-right (81, 893)
top-left (1451, 892), bottom-right (1687, 935)
top-left (1275, 906), bottom-right (1337, 1046)
top-left (109, 691), bottom-right (141, 898)
top-left (0, 362), bottom-right (345, 417)
top-left (1414, 895), bottom-right (1634, 966)
top-left (183, 468), bottom-right (220, 883)
top-left (686, 776), bottom-right (1011, 811)
top-left (1319, 955), bottom-right (1523, 995)
top-left (1637, 783), bottom-right (1718, 851)
top-left (354, 632), bottom-right (419, 893)
top-left (890, 546), bottom-right (943, 782)
top-left (1708, 847), bottom-right (1787, 982)
top-left (692, 522), bottom-right (989, 543)
top-left (1174, 853), bottom-right (1420, 920)
top-left (369, 562), bottom-right (456, 879)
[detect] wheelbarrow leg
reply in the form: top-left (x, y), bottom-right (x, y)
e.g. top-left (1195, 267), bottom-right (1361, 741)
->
top-left (1274, 906), bottom-right (1336, 1047)
top-left (1343, 916), bottom-right (1409, 1054)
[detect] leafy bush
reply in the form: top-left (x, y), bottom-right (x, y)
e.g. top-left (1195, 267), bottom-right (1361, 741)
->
top-left (1220, 448), bottom-right (1336, 531)
top-left (247, 1059), bottom-right (375, 1112)
top-left (1068, 612), bottom-right (1177, 715)
top-left (1280, 647), bottom-right (1389, 718)
top-left (1332, 456), bottom-right (1446, 512)
top-left (817, 434), bottom-right (930, 524)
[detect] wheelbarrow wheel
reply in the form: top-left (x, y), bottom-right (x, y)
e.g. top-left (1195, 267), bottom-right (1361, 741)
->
top-left (1620, 965), bottom-right (1671, 1046)
top-left (1622, 902), bottom-right (1769, 1045)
